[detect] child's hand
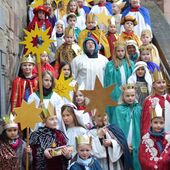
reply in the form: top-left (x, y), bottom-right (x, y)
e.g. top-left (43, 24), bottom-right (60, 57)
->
top-left (128, 144), bottom-right (133, 153)
top-left (25, 145), bottom-right (32, 153)
top-left (97, 128), bottom-right (107, 138)
top-left (62, 147), bottom-right (72, 159)
top-left (44, 148), bottom-right (53, 159)
top-left (103, 139), bottom-right (112, 147)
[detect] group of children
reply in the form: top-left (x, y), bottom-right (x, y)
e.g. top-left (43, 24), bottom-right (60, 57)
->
top-left (0, 0), bottom-right (170, 169)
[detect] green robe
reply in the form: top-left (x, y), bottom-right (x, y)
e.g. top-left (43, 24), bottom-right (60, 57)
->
top-left (104, 58), bottom-right (134, 120)
top-left (112, 102), bottom-right (142, 170)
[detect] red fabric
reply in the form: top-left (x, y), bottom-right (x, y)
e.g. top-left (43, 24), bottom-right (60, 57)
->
top-left (122, 31), bottom-right (134, 37)
top-left (98, 2), bottom-right (106, 7)
top-left (33, 5), bottom-right (50, 15)
top-left (10, 76), bottom-right (38, 111)
top-left (77, 105), bottom-right (86, 111)
top-left (32, 63), bottom-right (58, 78)
top-left (130, 6), bottom-right (140, 12)
top-left (139, 133), bottom-right (170, 170)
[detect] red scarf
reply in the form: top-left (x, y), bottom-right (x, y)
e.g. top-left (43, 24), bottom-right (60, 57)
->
top-left (131, 6), bottom-right (140, 12)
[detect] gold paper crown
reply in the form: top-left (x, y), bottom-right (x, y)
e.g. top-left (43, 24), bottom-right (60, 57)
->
top-left (139, 44), bottom-right (152, 52)
top-left (86, 13), bottom-right (97, 23)
top-left (76, 135), bottom-right (92, 146)
top-left (121, 83), bottom-right (136, 91)
top-left (108, 17), bottom-right (116, 26)
top-left (152, 69), bottom-right (164, 82)
top-left (141, 29), bottom-right (153, 38)
top-left (121, 15), bottom-right (138, 26)
top-left (114, 40), bottom-right (126, 48)
top-left (40, 102), bottom-right (56, 121)
top-left (20, 54), bottom-right (36, 64)
top-left (64, 26), bottom-right (74, 37)
top-left (2, 114), bottom-right (18, 129)
top-left (112, 0), bottom-right (126, 9)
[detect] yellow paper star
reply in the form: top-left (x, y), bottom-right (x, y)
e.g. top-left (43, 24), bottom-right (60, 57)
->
top-left (31, 0), bottom-right (44, 8)
top-left (81, 77), bottom-right (117, 117)
top-left (20, 24), bottom-right (54, 63)
top-left (95, 10), bottom-right (112, 27)
top-left (53, 71), bottom-right (74, 101)
top-left (14, 100), bottom-right (42, 130)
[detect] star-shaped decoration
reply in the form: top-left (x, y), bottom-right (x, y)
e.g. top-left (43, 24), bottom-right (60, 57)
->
top-left (53, 71), bottom-right (74, 101)
top-left (81, 77), bottom-right (117, 117)
top-left (31, 0), bottom-right (44, 8)
top-left (95, 10), bottom-right (112, 27)
top-left (14, 100), bottom-right (42, 130)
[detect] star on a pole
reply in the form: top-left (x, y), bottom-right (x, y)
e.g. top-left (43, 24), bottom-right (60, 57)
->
top-left (81, 77), bottom-right (117, 117)
top-left (14, 100), bottom-right (42, 130)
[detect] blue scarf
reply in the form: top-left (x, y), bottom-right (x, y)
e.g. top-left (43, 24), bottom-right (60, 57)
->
top-left (77, 155), bottom-right (92, 170)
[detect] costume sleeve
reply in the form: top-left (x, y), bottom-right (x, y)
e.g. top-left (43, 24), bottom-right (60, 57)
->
top-left (71, 58), bottom-right (78, 80)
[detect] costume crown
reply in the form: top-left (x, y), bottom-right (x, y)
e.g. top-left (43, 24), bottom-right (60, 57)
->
top-left (121, 15), bottom-right (138, 26)
top-left (141, 29), bottom-right (153, 38)
top-left (40, 102), bottom-right (56, 121)
top-left (121, 83), bottom-right (136, 91)
top-left (20, 54), bottom-right (36, 64)
top-left (112, 0), bottom-right (126, 9)
top-left (114, 40), bottom-right (126, 48)
top-left (64, 26), bottom-right (74, 37)
top-left (76, 135), bottom-right (92, 146)
top-left (86, 13), bottom-right (97, 23)
top-left (2, 114), bottom-right (18, 130)
top-left (108, 17), bottom-right (116, 26)
top-left (152, 69), bottom-right (164, 82)
top-left (139, 44), bottom-right (152, 52)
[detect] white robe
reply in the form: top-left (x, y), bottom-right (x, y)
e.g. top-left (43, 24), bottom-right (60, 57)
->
top-left (71, 54), bottom-right (108, 90)
top-left (90, 5), bottom-right (112, 16)
top-left (87, 129), bottom-right (124, 170)
top-left (165, 98), bottom-right (170, 133)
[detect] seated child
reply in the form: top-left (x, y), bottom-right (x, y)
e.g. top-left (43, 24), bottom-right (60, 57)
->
top-left (69, 135), bottom-right (103, 170)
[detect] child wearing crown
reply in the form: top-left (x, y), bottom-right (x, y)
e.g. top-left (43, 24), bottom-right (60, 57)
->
top-left (139, 103), bottom-right (170, 170)
top-left (112, 84), bottom-right (142, 170)
top-left (69, 135), bottom-right (103, 170)
top-left (0, 114), bottom-right (32, 170)
top-left (10, 54), bottom-right (38, 112)
top-left (30, 102), bottom-right (72, 170)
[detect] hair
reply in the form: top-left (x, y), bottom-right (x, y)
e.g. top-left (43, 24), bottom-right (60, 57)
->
top-left (61, 105), bottom-right (81, 128)
top-left (66, 13), bottom-right (77, 22)
top-left (67, 0), bottom-right (80, 15)
top-left (58, 61), bottom-right (72, 78)
top-left (42, 70), bottom-right (55, 88)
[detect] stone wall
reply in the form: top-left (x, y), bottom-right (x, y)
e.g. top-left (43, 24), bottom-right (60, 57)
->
top-left (0, 0), bottom-right (27, 116)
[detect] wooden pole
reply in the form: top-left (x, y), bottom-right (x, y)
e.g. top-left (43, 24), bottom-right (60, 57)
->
top-left (26, 127), bottom-right (29, 170)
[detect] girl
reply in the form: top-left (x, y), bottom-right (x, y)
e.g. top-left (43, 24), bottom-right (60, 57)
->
top-left (61, 104), bottom-right (87, 157)
top-left (28, 70), bottom-right (64, 130)
top-left (128, 61), bottom-right (152, 105)
top-left (0, 114), bottom-right (31, 169)
top-left (62, 0), bottom-right (86, 30)
top-left (10, 54), bottom-right (37, 112)
top-left (104, 41), bottom-right (134, 119)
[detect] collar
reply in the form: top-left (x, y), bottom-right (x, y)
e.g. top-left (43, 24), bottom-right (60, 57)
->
top-left (77, 155), bottom-right (92, 166)
top-left (130, 6), bottom-right (140, 12)
top-left (123, 31), bottom-right (134, 37)
top-left (98, 2), bottom-right (106, 7)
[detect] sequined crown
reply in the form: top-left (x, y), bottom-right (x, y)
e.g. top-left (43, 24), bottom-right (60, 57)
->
top-left (121, 83), bottom-right (136, 91)
top-left (139, 44), bottom-right (152, 52)
top-left (121, 15), bottom-right (138, 26)
top-left (152, 69), bottom-right (164, 82)
top-left (76, 135), bottom-right (92, 146)
top-left (2, 114), bottom-right (18, 129)
top-left (20, 54), bottom-right (36, 64)
top-left (64, 26), bottom-right (74, 37)
top-left (141, 29), bottom-right (153, 38)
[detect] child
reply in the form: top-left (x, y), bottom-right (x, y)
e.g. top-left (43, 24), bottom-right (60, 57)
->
top-left (10, 54), bottom-right (37, 112)
top-left (78, 13), bottom-right (111, 58)
top-left (118, 15), bottom-right (142, 47)
top-left (112, 84), bottom-right (142, 170)
top-left (66, 13), bottom-right (81, 42)
top-left (77, 0), bottom-right (91, 19)
top-left (62, 0), bottom-right (86, 30)
top-left (51, 20), bottom-right (65, 50)
top-left (0, 114), bottom-right (31, 169)
top-left (128, 61), bottom-right (152, 105)
top-left (139, 106), bottom-right (170, 169)
top-left (61, 104), bottom-right (87, 157)
top-left (141, 29), bottom-right (160, 65)
top-left (139, 44), bottom-right (160, 73)
top-left (30, 102), bottom-right (71, 170)
top-left (28, 70), bottom-right (64, 130)
top-left (126, 40), bottom-right (140, 62)
top-left (69, 135), bottom-right (103, 170)
top-left (32, 51), bottom-right (57, 78)
top-left (87, 112), bottom-right (132, 170)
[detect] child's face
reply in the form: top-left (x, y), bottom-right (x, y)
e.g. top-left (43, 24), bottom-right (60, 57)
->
top-left (141, 35), bottom-right (151, 45)
top-left (41, 52), bottom-right (48, 64)
top-left (75, 91), bottom-right (85, 105)
top-left (45, 115), bottom-right (57, 129)
top-left (94, 115), bottom-right (107, 127)
top-left (67, 17), bottom-right (77, 28)
top-left (86, 40), bottom-right (95, 53)
top-left (86, 21), bottom-right (96, 30)
top-left (108, 24), bottom-right (116, 34)
top-left (122, 89), bottom-right (136, 105)
top-left (62, 64), bottom-right (71, 78)
top-left (151, 117), bottom-right (165, 133)
top-left (6, 128), bottom-right (18, 140)
top-left (38, 10), bottom-right (45, 20)
top-left (124, 21), bottom-right (134, 32)
top-left (136, 66), bottom-right (145, 77)
top-left (64, 35), bottom-right (74, 45)
top-left (127, 45), bottom-right (136, 55)
top-left (112, 3), bottom-right (121, 14)
top-left (140, 50), bottom-right (151, 62)
top-left (153, 80), bottom-right (166, 95)
top-left (77, 0), bottom-right (84, 7)
top-left (42, 74), bottom-right (52, 89)
top-left (116, 46), bottom-right (125, 60)
top-left (69, 2), bottom-right (77, 12)
top-left (130, 0), bottom-right (140, 8)
top-left (62, 109), bottom-right (74, 127)
top-left (99, 0), bottom-right (106, 3)
top-left (56, 24), bottom-right (63, 34)
top-left (21, 62), bottom-right (34, 75)
top-left (77, 144), bottom-right (92, 160)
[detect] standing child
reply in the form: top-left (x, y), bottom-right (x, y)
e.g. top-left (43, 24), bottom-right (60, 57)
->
top-left (69, 135), bottom-right (103, 170)
top-left (112, 84), bottom-right (142, 170)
